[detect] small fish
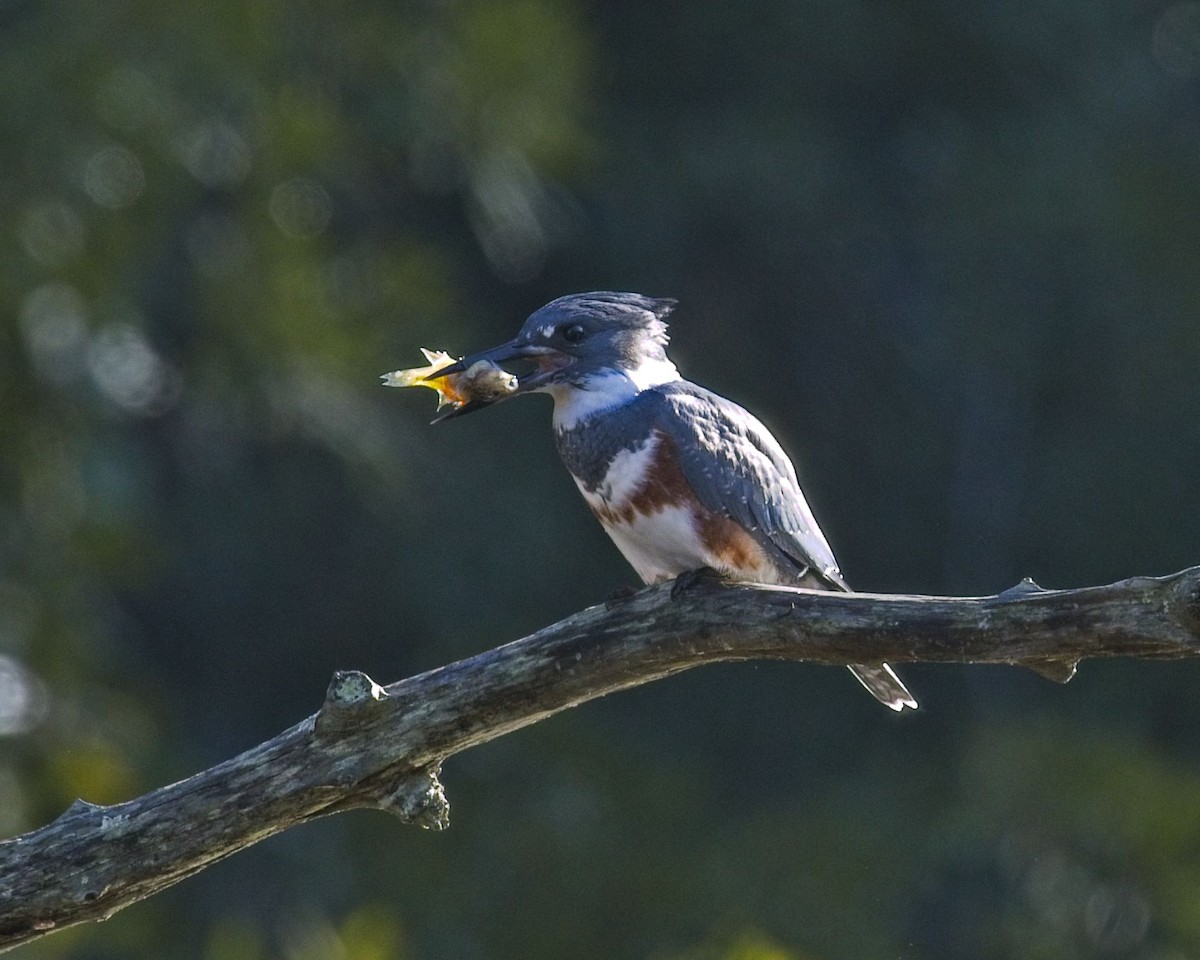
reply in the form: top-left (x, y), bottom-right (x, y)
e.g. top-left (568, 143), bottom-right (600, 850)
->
top-left (382, 348), bottom-right (517, 412)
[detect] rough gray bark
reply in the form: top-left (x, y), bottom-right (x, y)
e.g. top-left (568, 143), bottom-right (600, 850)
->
top-left (3, 568), bottom-right (1200, 951)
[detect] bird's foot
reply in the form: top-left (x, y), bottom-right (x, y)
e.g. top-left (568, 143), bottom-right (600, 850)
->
top-left (670, 566), bottom-right (725, 600)
top-left (605, 585), bottom-right (639, 610)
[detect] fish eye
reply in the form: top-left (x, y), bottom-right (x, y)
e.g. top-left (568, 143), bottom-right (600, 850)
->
top-left (560, 323), bottom-right (587, 343)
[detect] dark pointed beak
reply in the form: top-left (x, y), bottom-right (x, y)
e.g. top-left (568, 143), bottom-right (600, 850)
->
top-left (424, 340), bottom-right (533, 382)
top-left (425, 338), bottom-right (570, 420)
top-left (429, 398), bottom-right (500, 423)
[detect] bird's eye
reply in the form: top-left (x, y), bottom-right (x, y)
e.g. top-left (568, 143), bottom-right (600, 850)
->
top-left (560, 323), bottom-right (587, 343)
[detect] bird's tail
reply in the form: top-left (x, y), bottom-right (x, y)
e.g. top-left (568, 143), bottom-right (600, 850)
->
top-left (849, 663), bottom-right (918, 711)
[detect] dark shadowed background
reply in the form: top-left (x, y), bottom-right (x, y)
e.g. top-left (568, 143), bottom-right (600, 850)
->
top-left (3, 1), bottom-right (1200, 957)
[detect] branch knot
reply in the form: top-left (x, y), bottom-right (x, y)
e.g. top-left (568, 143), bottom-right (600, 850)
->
top-left (313, 670), bottom-right (388, 737)
top-left (382, 767), bottom-right (450, 831)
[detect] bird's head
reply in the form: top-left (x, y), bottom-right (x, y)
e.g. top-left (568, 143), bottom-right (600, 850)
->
top-left (428, 292), bottom-right (678, 418)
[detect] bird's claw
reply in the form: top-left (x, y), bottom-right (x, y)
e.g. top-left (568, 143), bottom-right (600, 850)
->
top-left (670, 566), bottom-right (725, 600)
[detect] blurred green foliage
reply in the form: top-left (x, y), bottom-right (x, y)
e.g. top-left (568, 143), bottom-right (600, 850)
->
top-left (3, 0), bottom-right (1200, 957)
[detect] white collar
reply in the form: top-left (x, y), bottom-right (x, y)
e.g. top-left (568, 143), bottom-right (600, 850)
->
top-left (548, 357), bottom-right (680, 431)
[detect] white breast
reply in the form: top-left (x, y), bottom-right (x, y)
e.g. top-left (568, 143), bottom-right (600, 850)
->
top-left (571, 432), bottom-right (723, 584)
top-left (593, 502), bottom-right (711, 584)
top-left (584, 435), bottom-right (660, 505)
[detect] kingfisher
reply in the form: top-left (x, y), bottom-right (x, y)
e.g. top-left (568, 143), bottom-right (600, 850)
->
top-left (428, 292), bottom-right (917, 711)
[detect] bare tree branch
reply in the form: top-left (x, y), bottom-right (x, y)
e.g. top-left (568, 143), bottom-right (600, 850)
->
top-left (3, 568), bottom-right (1200, 951)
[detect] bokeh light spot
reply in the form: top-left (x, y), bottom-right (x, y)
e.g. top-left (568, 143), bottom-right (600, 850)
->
top-left (0, 655), bottom-right (49, 736)
top-left (19, 200), bottom-right (85, 266)
top-left (269, 177), bottom-right (333, 238)
top-left (469, 150), bottom-right (549, 282)
top-left (87, 322), bottom-right (182, 417)
top-left (84, 144), bottom-right (146, 209)
top-left (179, 120), bottom-right (252, 188)
top-left (19, 282), bottom-right (89, 385)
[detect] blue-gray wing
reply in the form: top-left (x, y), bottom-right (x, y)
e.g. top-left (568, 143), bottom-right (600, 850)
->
top-left (645, 382), bottom-right (847, 588)
top-left (643, 383), bottom-right (918, 711)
